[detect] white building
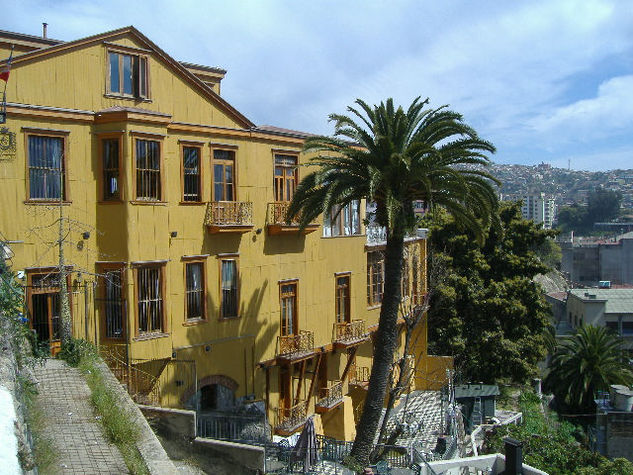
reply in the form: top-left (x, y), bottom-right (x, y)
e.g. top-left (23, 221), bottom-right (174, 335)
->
top-left (520, 193), bottom-right (556, 229)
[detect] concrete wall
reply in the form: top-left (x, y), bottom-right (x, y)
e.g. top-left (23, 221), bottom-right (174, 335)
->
top-left (606, 411), bottom-right (633, 462)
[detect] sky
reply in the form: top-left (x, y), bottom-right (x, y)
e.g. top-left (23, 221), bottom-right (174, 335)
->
top-left (3, 0), bottom-right (633, 171)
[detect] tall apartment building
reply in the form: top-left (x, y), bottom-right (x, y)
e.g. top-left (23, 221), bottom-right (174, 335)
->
top-left (0, 27), bottom-right (448, 441)
top-left (521, 193), bottom-right (556, 229)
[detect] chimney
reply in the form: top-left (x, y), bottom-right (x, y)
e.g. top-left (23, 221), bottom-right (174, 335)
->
top-left (504, 437), bottom-right (523, 475)
top-left (42, 23), bottom-right (48, 39)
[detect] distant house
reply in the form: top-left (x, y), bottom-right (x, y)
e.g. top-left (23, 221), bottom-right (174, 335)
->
top-left (593, 384), bottom-right (633, 462)
top-left (565, 288), bottom-right (633, 352)
top-left (455, 384), bottom-right (500, 432)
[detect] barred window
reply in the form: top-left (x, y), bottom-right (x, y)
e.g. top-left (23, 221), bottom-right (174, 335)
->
top-left (137, 265), bottom-right (163, 334)
top-left (135, 139), bottom-right (161, 200)
top-left (28, 135), bottom-right (65, 200)
top-left (185, 262), bottom-right (205, 320)
top-left (99, 267), bottom-right (125, 339)
top-left (220, 259), bottom-right (238, 318)
top-left (183, 146), bottom-right (201, 202)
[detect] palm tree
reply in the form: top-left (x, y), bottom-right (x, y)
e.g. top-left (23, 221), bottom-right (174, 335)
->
top-left (545, 325), bottom-right (633, 413)
top-left (287, 97), bottom-right (499, 466)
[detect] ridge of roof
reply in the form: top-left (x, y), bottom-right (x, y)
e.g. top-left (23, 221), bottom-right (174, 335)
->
top-left (1, 26), bottom-right (254, 129)
top-left (179, 61), bottom-right (226, 75)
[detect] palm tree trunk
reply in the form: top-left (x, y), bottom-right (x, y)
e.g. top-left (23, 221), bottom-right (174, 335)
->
top-left (350, 231), bottom-right (404, 467)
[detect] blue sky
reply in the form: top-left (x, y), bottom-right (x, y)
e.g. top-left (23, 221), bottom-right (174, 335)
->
top-left (4, 0), bottom-right (633, 171)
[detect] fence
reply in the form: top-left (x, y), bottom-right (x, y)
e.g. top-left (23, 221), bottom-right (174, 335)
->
top-left (197, 412), bottom-right (268, 442)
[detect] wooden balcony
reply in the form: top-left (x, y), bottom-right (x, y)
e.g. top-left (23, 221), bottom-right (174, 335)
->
top-left (332, 320), bottom-right (370, 349)
top-left (315, 380), bottom-right (344, 413)
top-left (349, 365), bottom-right (370, 390)
top-left (205, 201), bottom-right (254, 233)
top-left (275, 400), bottom-right (309, 436)
top-left (277, 330), bottom-right (315, 363)
top-left (266, 202), bottom-right (319, 235)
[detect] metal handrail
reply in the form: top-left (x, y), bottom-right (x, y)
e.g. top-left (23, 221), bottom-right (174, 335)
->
top-left (316, 380), bottom-right (343, 409)
top-left (277, 330), bottom-right (314, 356)
top-left (333, 319), bottom-right (368, 343)
top-left (205, 201), bottom-right (253, 226)
top-left (276, 400), bottom-right (308, 432)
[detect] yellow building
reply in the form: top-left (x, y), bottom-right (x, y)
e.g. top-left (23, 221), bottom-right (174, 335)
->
top-left (0, 26), bottom-right (442, 440)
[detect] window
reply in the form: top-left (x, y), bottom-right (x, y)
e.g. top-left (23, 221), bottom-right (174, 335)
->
top-left (213, 149), bottom-right (235, 201)
top-left (101, 137), bottom-right (121, 201)
top-left (280, 282), bottom-right (298, 336)
top-left (135, 139), bottom-right (161, 200)
top-left (182, 146), bottom-right (202, 202)
top-left (335, 275), bottom-right (351, 324)
top-left (108, 51), bottom-right (148, 98)
top-left (185, 261), bottom-right (205, 320)
top-left (136, 264), bottom-right (164, 334)
top-left (323, 201), bottom-right (361, 237)
top-left (606, 321), bottom-right (619, 334)
top-left (367, 251), bottom-right (384, 306)
top-left (274, 154), bottom-right (297, 202)
top-left (28, 135), bottom-right (66, 200)
top-left (220, 258), bottom-right (238, 318)
top-left (623, 321), bottom-right (633, 335)
top-left (98, 265), bottom-right (125, 339)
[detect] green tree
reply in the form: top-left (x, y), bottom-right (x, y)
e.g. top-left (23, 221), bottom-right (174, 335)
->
top-left (427, 202), bottom-right (554, 383)
top-left (288, 97), bottom-right (499, 466)
top-left (586, 188), bottom-right (622, 225)
top-left (544, 325), bottom-right (633, 413)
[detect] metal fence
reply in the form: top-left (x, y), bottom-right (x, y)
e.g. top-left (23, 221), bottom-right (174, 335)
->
top-left (197, 412), bottom-right (269, 442)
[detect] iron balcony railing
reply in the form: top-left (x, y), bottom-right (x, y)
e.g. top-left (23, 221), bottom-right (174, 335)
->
top-left (349, 365), bottom-right (370, 387)
top-left (275, 400), bottom-right (309, 434)
top-left (204, 201), bottom-right (253, 227)
top-left (277, 330), bottom-right (314, 358)
top-left (267, 201), bottom-right (300, 225)
top-left (333, 319), bottom-right (368, 345)
top-left (316, 380), bottom-right (344, 412)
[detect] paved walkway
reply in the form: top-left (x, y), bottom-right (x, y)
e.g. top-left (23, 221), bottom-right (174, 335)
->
top-left (33, 358), bottom-right (129, 474)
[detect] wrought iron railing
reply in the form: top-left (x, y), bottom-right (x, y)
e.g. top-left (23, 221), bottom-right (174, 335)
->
top-left (333, 319), bottom-right (368, 344)
top-left (267, 202), bottom-right (300, 225)
top-left (277, 330), bottom-right (314, 357)
top-left (100, 347), bottom-right (161, 406)
top-left (350, 365), bottom-right (370, 387)
top-left (276, 400), bottom-right (308, 433)
top-left (366, 224), bottom-right (387, 244)
top-left (197, 412), bottom-right (269, 442)
top-left (316, 380), bottom-right (343, 410)
top-left (204, 201), bottom-right (253, 227)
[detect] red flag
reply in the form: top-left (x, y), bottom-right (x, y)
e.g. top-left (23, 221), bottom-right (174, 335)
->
top-left (1, 48), bottom-right (14, 82)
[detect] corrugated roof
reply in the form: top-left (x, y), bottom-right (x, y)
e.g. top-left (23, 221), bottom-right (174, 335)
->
top-left (568, 289), bottom-right (633, 314)
top-left (455, 384), bottom-right (500, 398)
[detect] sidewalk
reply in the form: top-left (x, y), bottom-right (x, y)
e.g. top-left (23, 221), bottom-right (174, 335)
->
top-left (33, 358), bottom-right (129, 474)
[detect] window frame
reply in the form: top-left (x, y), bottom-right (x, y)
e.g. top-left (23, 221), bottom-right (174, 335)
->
top-left (218, 255), bottom-right (240, 320)
top-left (99, 133), bottom-right (124, 203)
top-left (24, 129), bottom-right (70, 204)
top-left (273, 153), bottom-right (298, 202)
top-left (323, 201), bottom-right (361, 237)
top-left (180, 142), bottom-right (204, 204)
top-left (367, 251), bottom-right (385, 307)
top-left (132, 134), bottom-right (164, 203)
top-left (96, 262), bottom-right (127, 340)
top-left (183, 256), bottom-right (207, 324)
top-left (212, 147), bottom-right (237, 202)
top-left (335, 273), bottom-right (351, 324)
top-left (279, 279), bottom-right (298, 337)
top-left (132, 262), bottom-right (166, 337)
top-left (106, 48), bottom-right (150, 100)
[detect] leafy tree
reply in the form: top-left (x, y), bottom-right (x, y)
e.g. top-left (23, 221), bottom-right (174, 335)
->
top-left (288, 97), bottom-right (499, 466)
top-left (586, 188), bottom-right (621, 224)
top-left (544, 325), bottom-right (633, 413)
top-left (557, 204), bottom-right (586, 233)
top-left (427, 202), bottom-right (554, 383)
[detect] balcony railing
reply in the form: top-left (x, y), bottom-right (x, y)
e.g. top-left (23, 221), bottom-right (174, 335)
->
top-left (316, 380), bottom-right (344, 413)
top-left (275, 400), bottom-right (309, 435)
top-left (205, 201), bottom-right (253, 233)
top-left (366, 225), bottom-right (388, 245)
top-left (349, 365), bottom-right (370, 388)
top-left (333, 320), bottom-right (369, 348)
top-left (277, 330), bottom-right (315, 360)
top-left (267, 202), bottom-right (318, 235)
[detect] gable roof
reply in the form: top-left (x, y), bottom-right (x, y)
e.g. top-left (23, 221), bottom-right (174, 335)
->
top-left (0, 26), bottom-right (254, 129)
top-left (568, 288), bottom-right (633, 314)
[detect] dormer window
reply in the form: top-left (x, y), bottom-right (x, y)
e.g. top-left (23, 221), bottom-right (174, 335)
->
top-left (108, 51), bottom-right (148, 99)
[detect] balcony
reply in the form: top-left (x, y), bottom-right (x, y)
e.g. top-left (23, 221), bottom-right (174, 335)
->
top-left (349, 365), bottom-right (370, 390)
top-left (277, 330), bottom-right (315, 363)
top-left (267, 202), bottom-right (319, 235)
top-left (332, 320), bottom-right (370, 350)
top-left (275, 400), bottom-right (309, 436)
top-left (205, 201), bottom-right (254, 233)
top-left (315, 380), bottom-right (344, 413)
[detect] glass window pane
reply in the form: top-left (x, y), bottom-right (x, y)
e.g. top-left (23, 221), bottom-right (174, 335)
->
top-left (122, 54), bottom-right (133, 94)
top-left (109, 53), bottom-right (120, 93)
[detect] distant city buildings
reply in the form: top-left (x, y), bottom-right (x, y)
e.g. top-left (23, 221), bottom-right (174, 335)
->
top-left (500, 192), bottom-right (557, 229)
